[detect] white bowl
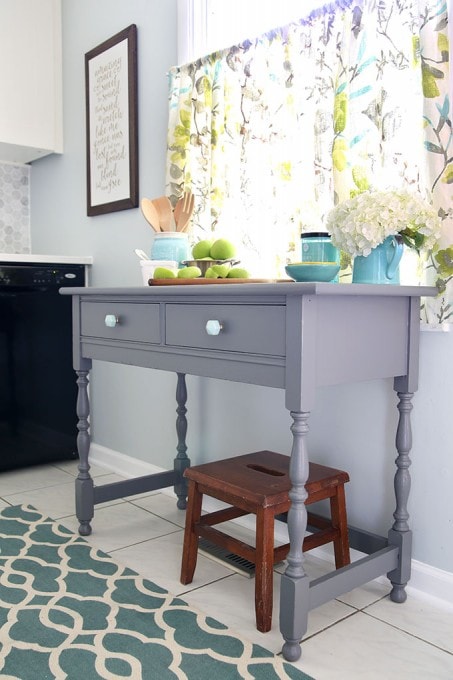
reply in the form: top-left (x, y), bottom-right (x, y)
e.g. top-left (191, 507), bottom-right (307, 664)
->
top-left (140, 259), bottom-right (178, 285)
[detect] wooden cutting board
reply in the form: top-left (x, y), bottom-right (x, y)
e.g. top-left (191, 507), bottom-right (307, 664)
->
top-left (148, 278), bottom-right (287, 286)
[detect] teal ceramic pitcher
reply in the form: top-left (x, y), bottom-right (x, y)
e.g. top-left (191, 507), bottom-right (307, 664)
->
top-left (352, 236), bottom-right (403, 284)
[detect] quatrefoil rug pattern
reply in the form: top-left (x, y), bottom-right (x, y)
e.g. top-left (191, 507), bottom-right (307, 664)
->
top-left (0, 505), bottom-right (312, 679)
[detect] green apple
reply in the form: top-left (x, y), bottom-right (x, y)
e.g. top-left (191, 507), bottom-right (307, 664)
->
top-left (212, 264), bottom-right (230, 278)
top-left (210, 238), bottom-right (236, 260)
top-left (192, 239), bottom-right (213, 259)
top-left (177, 266), bottom-right (202, 279)
top-left (204, 267), bottom-right (218, 278)
top-left (227, 267), bottom-right (249, 278)
top-left (153, 267), bottom-right (176, 279)
top-left (205, 264), bottom-right (230, 278)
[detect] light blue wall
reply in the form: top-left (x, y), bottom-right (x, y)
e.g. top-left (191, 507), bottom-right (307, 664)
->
top-left (30, 0), bottom-right (185, 483)
top-left (30, 0), bottom-right (452, 574)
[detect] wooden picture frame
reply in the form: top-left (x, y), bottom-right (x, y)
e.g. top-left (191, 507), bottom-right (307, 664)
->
top-left (85, 24), bottom-right (138, 216)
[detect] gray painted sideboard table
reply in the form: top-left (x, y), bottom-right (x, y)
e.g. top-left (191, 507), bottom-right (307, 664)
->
top-left (61, 281), bottom-right (435, 662)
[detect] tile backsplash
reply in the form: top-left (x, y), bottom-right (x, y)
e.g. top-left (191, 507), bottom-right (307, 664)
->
top-left (0, 162), bottom-right (31, 253)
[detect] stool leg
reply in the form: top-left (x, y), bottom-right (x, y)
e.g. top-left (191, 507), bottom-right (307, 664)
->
top-left (180, 480), bottom-right (203, 584)
top-left (330, 484), bottom-right (350, 569)
top-left (255, 507), bottom-right (275, 632)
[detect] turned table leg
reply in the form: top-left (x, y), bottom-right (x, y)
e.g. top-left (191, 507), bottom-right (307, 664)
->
top-left (280, 410), bottom-right (311, 662)
top-left (174, 372), bottom-right (190, 509)
top-left (388, 391), bottom-right (413, 603)
top-left (75, 369), bottom-right (94, 536)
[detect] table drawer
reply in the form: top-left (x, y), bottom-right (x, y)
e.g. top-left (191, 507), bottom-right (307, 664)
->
top-left (165, 304), bottom-right (285, 355)
top-left (81, 301), bottom-right (161, 343)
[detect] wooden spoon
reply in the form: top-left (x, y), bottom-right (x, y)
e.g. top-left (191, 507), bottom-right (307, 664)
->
top-left (140, 198), bottom-right (160, 232)
top-left (152, 196), bottom-right (173, 231)
top-left (174, 191), bottom-right (195, 231)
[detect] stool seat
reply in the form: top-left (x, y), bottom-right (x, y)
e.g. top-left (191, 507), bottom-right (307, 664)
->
top-left (180, 450), bottom-right (351, 632)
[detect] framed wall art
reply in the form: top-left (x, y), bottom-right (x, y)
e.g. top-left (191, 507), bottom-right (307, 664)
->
top-left (85, 24), bottom-right (138, 216)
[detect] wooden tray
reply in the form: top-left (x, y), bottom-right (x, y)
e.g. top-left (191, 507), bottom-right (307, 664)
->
top-left (148, 278), bottom-right (285, 286)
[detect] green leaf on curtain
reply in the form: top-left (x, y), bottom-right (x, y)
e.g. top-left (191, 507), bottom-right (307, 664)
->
top-left (180, 109), bottom-right (192, 129)
top-left (350, 86), bottom-right (372, 99)
top-left (352, 166), bottom-right (369, 191)
top-left (277, 161), bottom-right (292, 181)
top-left (334, 93), bottom-right (347, 134)
top-left (423, 63), bottom-right (445, 79)
top-left (436, 277), bottom-right (447, 294)
top-left (437, 30), bottom-right (449, 48)
top-left (356, 57), bottom-right (376, 75)
top-left (170, 150), bottom-right (186, 165)
top-left (422, 64), bottom-right (441, 97)
top-left (350, 132), bottom-right (367, 147)
top-left (435, 248), bottom-right (453, 276)
top-left (435, 16), bottom-right (448, 31)
top-left (436, 96), bottom-right (449, 119)
top-left (424, 141), bottom-right (444, 153)
top-left (357, 35), bottom-right (366, 62)
top-left (332, 139), bottom-right (347, 171)
top-left (195, 75), bottom-right (212, 96)
top-left (442, 164), bottom-right (453, 184)
top-left (412, 36), bottom-right (421, 66)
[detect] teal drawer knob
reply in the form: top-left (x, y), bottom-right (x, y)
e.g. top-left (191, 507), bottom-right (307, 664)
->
top-left (105, 314), bottom-right (119, 328)
top-left (206, 319), bottom-right (223, 336)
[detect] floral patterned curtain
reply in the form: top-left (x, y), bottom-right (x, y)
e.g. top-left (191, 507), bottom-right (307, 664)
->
top-left (166, 0), bottom-right (451, 323)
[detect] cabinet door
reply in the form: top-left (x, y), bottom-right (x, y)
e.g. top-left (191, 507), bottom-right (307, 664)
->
top-left (0, 0), bottom-right (63, 163)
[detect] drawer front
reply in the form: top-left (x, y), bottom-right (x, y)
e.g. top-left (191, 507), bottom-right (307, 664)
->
top-left (165, 304), bottom-right (285, 356)
top-left (81, 301), bottom-right (161, 343)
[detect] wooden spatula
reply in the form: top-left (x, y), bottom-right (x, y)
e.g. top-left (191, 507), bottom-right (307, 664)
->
top-left (174, 191), bottom-right (195, 231)
top-left (140, 198), bottom-right (160, 232)
top-left (152, 196), bottom-right (173, 231)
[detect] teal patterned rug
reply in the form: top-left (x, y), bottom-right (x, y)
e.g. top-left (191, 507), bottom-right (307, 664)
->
top-left (0, 505), bottom-right (313, 680)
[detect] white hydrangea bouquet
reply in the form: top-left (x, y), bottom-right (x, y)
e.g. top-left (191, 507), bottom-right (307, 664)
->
top-left (326, 189), bottom-right (442, 258)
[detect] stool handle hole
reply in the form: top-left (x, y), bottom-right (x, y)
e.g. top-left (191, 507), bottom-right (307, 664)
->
top-left (246, 464), bottom-right (285, 476)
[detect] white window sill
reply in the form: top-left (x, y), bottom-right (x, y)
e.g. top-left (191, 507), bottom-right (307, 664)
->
top-left (420, 322), bottom-right (451, 333)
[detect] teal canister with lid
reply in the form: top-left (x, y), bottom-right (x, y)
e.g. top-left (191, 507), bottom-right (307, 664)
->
top-left (300, 232), bottom-right (340, 264)
top-left (151, 233), bottom-right (189, 266)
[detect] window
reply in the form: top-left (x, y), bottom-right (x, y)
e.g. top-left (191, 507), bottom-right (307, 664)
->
top-left (177, 0), bottom-right (331, 64)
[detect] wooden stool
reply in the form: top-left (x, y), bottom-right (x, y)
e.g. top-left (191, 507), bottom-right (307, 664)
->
top-left (180, 450), bottom-right (350, 632)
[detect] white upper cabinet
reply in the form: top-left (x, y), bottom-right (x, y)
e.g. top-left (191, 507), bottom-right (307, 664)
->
top-left (0, 0), bottom-right (63, 163)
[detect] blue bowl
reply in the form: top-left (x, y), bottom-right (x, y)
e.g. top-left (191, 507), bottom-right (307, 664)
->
top-left (285, 262), bottom-right (340, 283)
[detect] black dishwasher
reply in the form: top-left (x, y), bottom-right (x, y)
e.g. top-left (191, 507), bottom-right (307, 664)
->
top-left (0, 262), bottom-right (85, 472)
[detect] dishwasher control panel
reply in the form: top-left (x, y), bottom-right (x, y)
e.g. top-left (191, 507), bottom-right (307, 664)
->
top-left (0, 264), bottom-right (85, 288)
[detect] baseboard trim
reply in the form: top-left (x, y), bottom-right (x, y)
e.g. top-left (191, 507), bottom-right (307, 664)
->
top-left (90, 443), bottom-right (453, 607)
top-left (90, 443), bottom-right (167, 481)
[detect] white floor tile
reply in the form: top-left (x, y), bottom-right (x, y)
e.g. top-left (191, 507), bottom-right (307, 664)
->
top-left (61, 501), bottom-right (181, 553)
top-left (365, 594), bottom-right (453, 654)
top-left (274, 553), bottom-right (392, 610)
top-left (182, 570), bottom-right (356, 654)
top-left (2, 473), bottom-right (127, 520)
top-left (336, 580), bottom-right (390, 609)
top-left (112, 529), bottom-right (236, 595)
top-left (130, 492), bottom-right (187, 528)
top-left (0, 465), bottom-right (75, 497)
top-left (293, 611), bottom-right (453, 680)
top-left (52, 459), bottom-right (116, 478)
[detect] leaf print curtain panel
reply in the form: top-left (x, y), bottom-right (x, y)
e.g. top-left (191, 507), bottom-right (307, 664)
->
top-left (166, 0), bottom-right (451, 323)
